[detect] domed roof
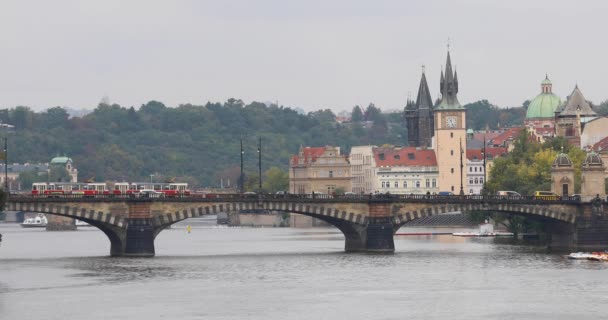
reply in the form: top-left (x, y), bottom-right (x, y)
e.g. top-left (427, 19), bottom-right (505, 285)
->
top-left (583, 151), bottom-right (603, 167)
top-left (526, 93), bottom-right (561, 119)
top-left (466, 129), bottom-right (474, 134)
top-left (50, 156), bottom-right (72, 164)
top-left (553, 153), bottom-right (573, 167)
top-left (526, 76), bottom-right (561, 119)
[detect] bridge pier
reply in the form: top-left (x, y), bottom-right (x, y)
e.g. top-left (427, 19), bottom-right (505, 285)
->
top-left (343, 203), bottom-right (395, 253)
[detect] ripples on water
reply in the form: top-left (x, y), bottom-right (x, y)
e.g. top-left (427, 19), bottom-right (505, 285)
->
top-left (1, 222), bottom-right (607, 320)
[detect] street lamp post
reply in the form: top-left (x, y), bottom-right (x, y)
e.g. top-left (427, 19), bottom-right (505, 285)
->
top-left (240, 137), bottom-right (244, 193)
top-left (149, 174), bottom-right (154, 183)
top-left (3, 137), bottom-right (7, 192)
top-left (482, 135), bottom-right (487, 195)
top-left (459, 138), bottom-right (464, 196)
top-left (257, 137), bottom-right (262, 192)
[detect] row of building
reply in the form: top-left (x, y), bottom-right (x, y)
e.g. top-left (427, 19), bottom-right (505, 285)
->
top-left (289, 50), bottom-right (608, 196)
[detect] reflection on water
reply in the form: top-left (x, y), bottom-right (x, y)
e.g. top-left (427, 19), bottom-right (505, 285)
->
top-left (1, 221), bottom-right (607, 320)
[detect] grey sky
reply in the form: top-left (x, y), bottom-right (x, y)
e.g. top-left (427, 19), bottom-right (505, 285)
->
top-left (1, 0), bottom-right (607, 112)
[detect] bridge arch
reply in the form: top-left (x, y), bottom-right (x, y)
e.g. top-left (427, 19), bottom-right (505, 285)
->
top-left (392, 203), bottom-right (576, 229)
top-left (151, 201), bottom-right (369, 250)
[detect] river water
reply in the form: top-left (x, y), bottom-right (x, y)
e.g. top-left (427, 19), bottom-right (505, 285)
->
top-left (1, 218), bottom-right (607, 320)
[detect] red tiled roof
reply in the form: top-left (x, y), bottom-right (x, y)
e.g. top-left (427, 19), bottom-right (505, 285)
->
top-left (466, 147), bottom-right (508, 160)
top-left (491, 127), bottom-right (523, 146)
top-left (592, 136), bottom-right (608, 152)
top-left (373, 147), bottom-right (437, 167)
top-left (291, 146), bottom-right (329, 165)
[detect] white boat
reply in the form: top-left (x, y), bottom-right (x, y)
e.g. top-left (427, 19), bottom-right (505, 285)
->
top-left (75, 219), bottom-right (93, 227)
top-left (567, 252), bottom-right (596, 260)
top-left (452, 220), bottom-right (514, 237)
top-left (20, 214), bottom-right (48, 228)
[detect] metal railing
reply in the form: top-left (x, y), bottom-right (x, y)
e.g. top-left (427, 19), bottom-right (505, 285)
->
top-left (7, 192), bottom-right (590, 204)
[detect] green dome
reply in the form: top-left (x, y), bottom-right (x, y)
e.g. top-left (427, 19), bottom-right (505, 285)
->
top-left (526, 93), bottom-right (561, 119)
top-left (50, 156), bottom-right (71, 164)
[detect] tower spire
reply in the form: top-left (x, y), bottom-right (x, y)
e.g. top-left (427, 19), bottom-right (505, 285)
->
top-left (437, 49), bottom-right (462, 109)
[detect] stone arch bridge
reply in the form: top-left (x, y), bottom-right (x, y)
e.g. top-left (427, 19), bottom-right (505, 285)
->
top-left (6, 194), bottom-right (607, 257)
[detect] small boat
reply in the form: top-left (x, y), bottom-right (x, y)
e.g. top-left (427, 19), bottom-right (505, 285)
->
top-left (567, 252), bottom-right (596, 260)
top-left (452, 220), bottom-right (513, 237)
top-left (587, 252), bottom-right (608, 261)
top-left (75, 219), bottom-right (93, 227)
top-left (20, 214), bottom-right (48, 228)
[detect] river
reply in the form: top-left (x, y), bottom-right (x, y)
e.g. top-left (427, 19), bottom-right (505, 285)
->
top-left (1, 218), bottom-right (607, 319)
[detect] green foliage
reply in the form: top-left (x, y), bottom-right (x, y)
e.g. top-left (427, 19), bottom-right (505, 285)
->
top-left (49, 165), bottom-right (71, 182)
top-left (351, 105), bottom-right (363, 122)
top-left (334, 187), bottom-right (345, 195)
top-left (596, 100), bottom-right (608, 116)
top-left (464, 100), bottom-right (526, 130)
top-left (262, 167), bottom-right (288, 193)
top-left (0, 97), bottom-right (555, 189)
top-left (18, 171), bottom-right (47, 190)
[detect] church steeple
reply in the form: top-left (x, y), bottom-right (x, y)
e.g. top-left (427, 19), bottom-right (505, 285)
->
top-left (437, 51), bottom-right (462, 109)
top-left (416, 69), bottom-right (433, 110)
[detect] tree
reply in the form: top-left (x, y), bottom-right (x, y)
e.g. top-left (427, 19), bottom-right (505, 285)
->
top-left (262, 167), bottom-right (288, 193)
top-left (596, 100), bottom-right (608, 116)
top-left (49, 165), bottom-right (71, 182)
top-left (351, 105), bottom-right (363, 122)
top-left (18, 171), bottom-right (48, 190)
top-left (364, 103), bottom-right (382, 122)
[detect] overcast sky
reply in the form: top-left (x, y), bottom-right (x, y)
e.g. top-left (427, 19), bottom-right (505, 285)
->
top-left (1, 0), bottom-right (607, 112)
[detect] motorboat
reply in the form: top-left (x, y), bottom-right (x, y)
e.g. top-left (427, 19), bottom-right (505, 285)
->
top-left (20, 214), bottom-right (48, 228)
top-left (75, 219), bottom-right (93, 227)
top-left (566, 252), bottom-right (597, 260)
top-left (452, 220), bottom-right (513, 237)
top-left (587, 253), bottom-right (608, 262)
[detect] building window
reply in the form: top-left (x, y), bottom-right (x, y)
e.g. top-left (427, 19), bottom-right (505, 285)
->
top-left (469, 179), bottom-right (473, 184)
top-left (404, 181), bottom-right (408, 188)
top-left (451, 150), bottom-right (454, 156)
top-left (329, 170), bottom-right (333, 178)
top-left (469, 167), bottom-right (472, 172)
top-left (474, 178), bottom-right (479, 184)
top-left (451, 168), bottom-right (454, 174)
top-left (480, 178), bottom-right (484, 184)
top-left (381, 181), bottom-right (385, 188)
top-left (432, 179), bottom-right (436, 188)
top-left (451, 186), bottom-right (455, 192)
top-left (394, 181), bottom-right (398, 188)
top-left (416, 181), bottom-right (420, 188)
top-left (474, 167), bottom-right (477, 172)
top-left (450, 132), bottom-right (454, 138)
top-left (425, 179), bottom-right (430, 188)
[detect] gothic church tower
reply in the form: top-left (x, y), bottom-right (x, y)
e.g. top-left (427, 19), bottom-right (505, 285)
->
top-left (434, 51), bottom-right (467, 194)
top-left (405, 69), bottom-right (434, 148)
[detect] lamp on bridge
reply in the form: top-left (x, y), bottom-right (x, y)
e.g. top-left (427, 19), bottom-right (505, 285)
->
top-left (481, 135), bottom-right (487, 195)
top-left (240, 137), bottom-right (244, 194)
top-left (149, 174), bottom-right (154, 183)
top-left (257, 137), bottom-right (262, 193)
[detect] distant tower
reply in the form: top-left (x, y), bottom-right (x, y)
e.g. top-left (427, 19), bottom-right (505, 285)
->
top-left (581, 151), bottom-right (606, 201)
top-left (434, 50), bottom-right (467, 193)
top-left (405, 68), bottom-right (435, 148)
top-left (551, 152), bottom-right (574, 196)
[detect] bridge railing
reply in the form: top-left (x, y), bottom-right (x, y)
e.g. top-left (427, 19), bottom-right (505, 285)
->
top-left (7, 192), bottom-right (588, 204)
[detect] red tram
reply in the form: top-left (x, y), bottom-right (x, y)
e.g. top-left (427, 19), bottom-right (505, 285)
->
top-left (32, 182), bottom-right (190, 197)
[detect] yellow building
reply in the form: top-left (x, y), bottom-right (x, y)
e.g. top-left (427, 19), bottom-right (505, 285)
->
top-left (289, 146), bottom-right (351, 194)
top-left (434, 51), bottom-right (467, 194)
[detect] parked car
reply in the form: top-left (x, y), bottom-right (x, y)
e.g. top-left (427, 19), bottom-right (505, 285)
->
top-left (437, 191), bottom-right (454, 196)
top-left (497, 190), bottom-right (522, 198)
top-left (534, 191), bottom-right (559, 200)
